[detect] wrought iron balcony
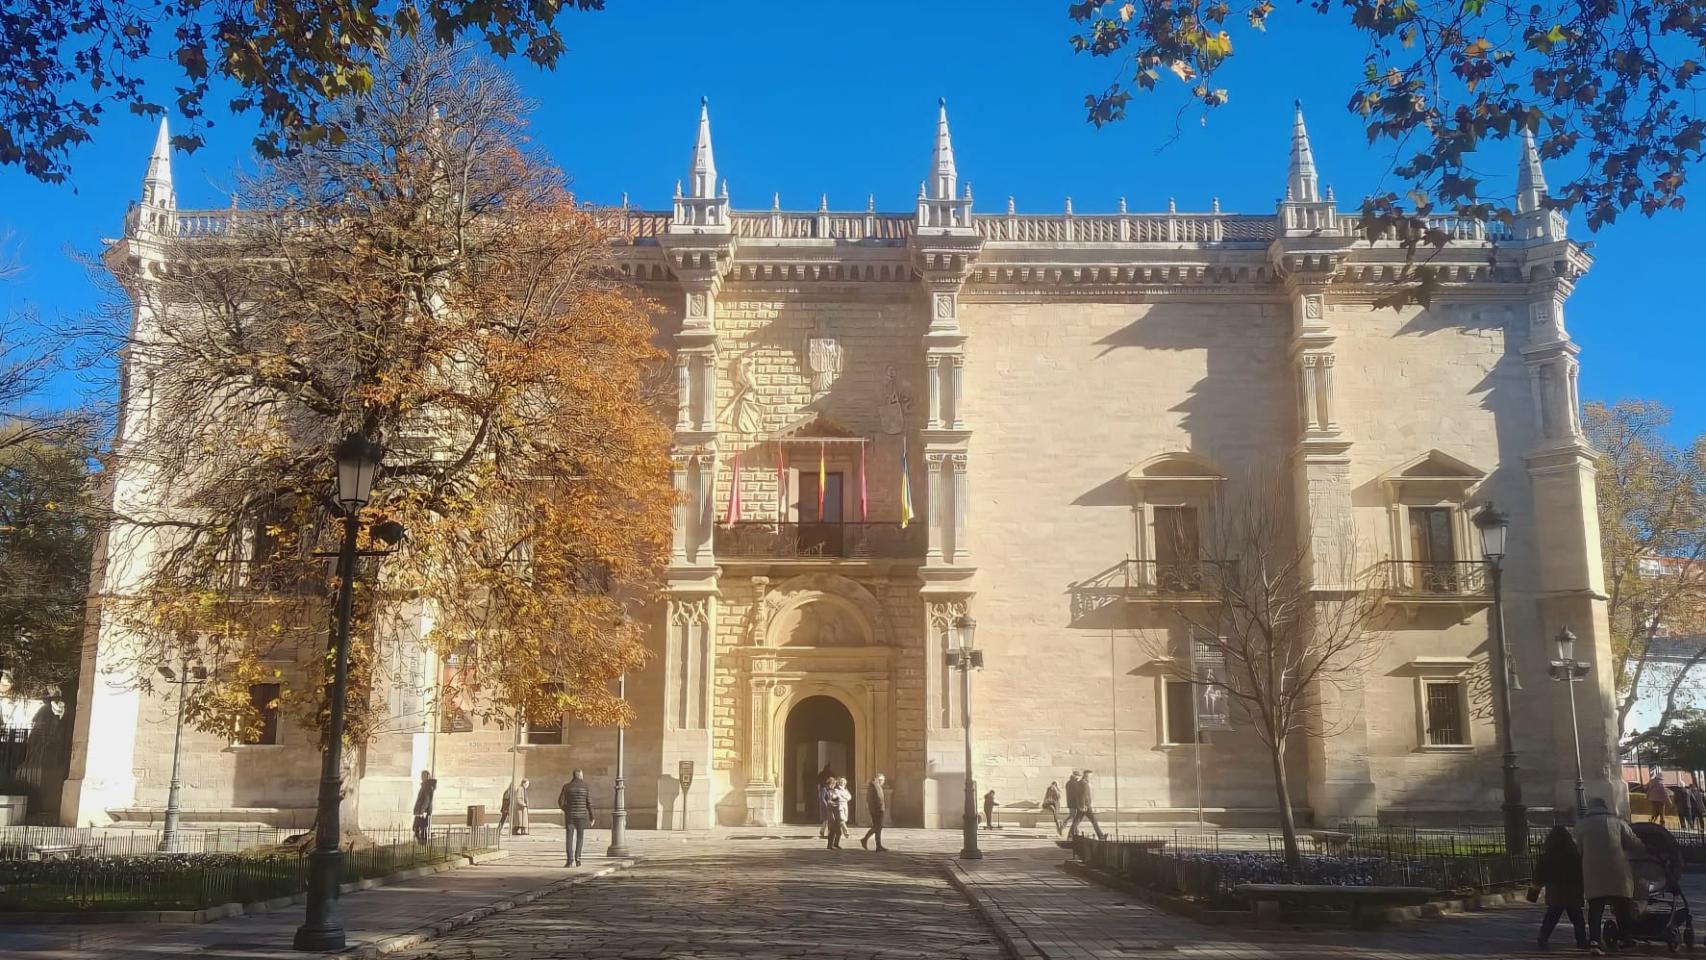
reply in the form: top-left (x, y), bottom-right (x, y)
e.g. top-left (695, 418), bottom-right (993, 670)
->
top-left (1069, 559), bottom-right (1230, 623)
top-left (714, 522), bottom-right (926, 560)
top-left (1381, 560), bottom-right (1491, 600)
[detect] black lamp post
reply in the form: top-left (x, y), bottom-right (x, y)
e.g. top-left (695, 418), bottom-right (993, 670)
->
top-left (945, 613), bottom-right (983, 860)
top-left (1549, 627), bottom-right (1591, 820)
top-left (1474, 502), bottom-right (1527, 856)
top-left (606, 671), bottom-right (630, 858)
top-left (157, 657), bottom-right (208, 853)
top-left (295, 433), bottom-right (383, 952)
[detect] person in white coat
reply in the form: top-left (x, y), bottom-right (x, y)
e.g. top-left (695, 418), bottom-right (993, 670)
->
top-left (1576, 796), bottom-right (1647, 954)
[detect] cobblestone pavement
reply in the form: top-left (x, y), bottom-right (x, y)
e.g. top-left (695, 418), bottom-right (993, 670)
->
top-left (398, 840), bottom-right (1007, 960)
top-left (957, 842), bottom-right (1706, 960)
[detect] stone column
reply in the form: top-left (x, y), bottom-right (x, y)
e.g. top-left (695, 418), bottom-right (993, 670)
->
top-left (660, 593), bottom-right (716, 830)
top-left (1522, 269), bottom-right (1619, 812)
top-left (923, 597), bottom-right (970, 828)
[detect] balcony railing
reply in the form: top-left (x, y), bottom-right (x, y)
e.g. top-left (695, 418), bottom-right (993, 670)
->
top-left (1069, 559), bottom-right (1231, 622)
top-left (714, 522), bottom-right (926, 560)
top-left (1382, 560), bottom-right (1491, 599)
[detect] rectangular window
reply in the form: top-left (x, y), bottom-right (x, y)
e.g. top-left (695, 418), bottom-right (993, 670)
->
top-left (1153, 506), bottom-right (1201, 591)
top-left (1424, 681), bottom-right (1467, 746)
top-left (1409, 507), bottom-right (1457, 592)
top-left (525, 684), bottom-right (564, 745)
top-left (1163, 680), bottom-right (1199, 745)
top-left (242, 683), bottom-right (281, 745)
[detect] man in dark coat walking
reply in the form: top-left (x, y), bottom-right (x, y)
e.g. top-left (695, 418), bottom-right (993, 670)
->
top-left (1066, 769), bottom-right (1108, 840)
top-left (411, 770), bottom-right (436, 844)
top-left (860, 774), bottom-right (888, 851)
top-left (557, 769), bottom-right (595, 867)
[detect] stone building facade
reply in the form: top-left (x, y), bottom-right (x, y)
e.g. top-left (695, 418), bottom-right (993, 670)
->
top-left (63, 102), bottom-right (1618, 831)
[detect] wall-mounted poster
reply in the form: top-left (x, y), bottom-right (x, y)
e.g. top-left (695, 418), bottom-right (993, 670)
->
top-left (1191, 638), bottom-right (1233, 732)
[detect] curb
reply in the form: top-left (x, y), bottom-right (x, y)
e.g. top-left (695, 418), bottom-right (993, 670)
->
top-left (941, 861), bottom-right (1044, 960)
top-left (1, 849), bottom-right (512, 926)
top-left (345, 860), bottom-right (633, 959)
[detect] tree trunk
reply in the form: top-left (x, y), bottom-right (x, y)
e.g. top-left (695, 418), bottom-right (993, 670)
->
top-left (1270, 736), bottom-right (1300, 866)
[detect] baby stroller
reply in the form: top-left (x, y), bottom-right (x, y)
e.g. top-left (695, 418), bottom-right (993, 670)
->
top-left (1605, 822), bottom-right (1695, 953)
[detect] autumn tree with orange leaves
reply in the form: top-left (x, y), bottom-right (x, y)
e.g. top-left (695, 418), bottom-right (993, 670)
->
top-left (100, 43), bottom-right (672, 750)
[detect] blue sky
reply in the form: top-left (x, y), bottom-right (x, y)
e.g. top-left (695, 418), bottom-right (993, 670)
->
top-left (3, 2), bottom-right (1700, 439)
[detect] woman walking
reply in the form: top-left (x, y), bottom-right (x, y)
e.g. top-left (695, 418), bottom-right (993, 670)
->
top-left (1531, 825), bottom-right (1587, 950)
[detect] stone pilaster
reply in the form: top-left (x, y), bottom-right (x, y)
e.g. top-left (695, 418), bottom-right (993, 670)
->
top-left (660, 593), bottom-right (716, 830)
top-left (923, 596), bottom-right (970, 828)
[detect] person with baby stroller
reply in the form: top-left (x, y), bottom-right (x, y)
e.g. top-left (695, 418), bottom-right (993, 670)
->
top-left (1583, 797), bottom-right (1697, 954)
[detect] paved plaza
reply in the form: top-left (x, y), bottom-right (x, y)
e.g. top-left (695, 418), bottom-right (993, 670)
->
top-left (9, 827), bottom-right (1703, 960)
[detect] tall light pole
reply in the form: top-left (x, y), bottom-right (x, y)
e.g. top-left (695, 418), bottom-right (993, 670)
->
top-left (157, 657), bottom-right (207, 853)
top-left (945, 614), bottom-right (982, 860)
top-left (606, 671), bottom-right (630, 858)
top-left (295, 433), bottom-right (384, 952)
top-left (1474, 502), bottom-right (1527, 856)
top-left (1549, 626), bottom-right (1591, 820)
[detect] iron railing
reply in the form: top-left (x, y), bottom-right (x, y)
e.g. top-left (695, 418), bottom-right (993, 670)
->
top-left (0, 825), bottom-right (497, 912)
top-left (1382, 560), bottom-right (1491, 598)
top-left (1069, 559), bottom-right (1232, 621)
top-left (714, 521), bottom-right (926, 560)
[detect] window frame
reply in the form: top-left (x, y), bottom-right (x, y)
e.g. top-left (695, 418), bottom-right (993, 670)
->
top-left (1159, 678), bottom-right (1201, 747)
top-left (237, 682), bottom-right (282, 746)
top-left (1411, 670), bottom-right (1474, 751)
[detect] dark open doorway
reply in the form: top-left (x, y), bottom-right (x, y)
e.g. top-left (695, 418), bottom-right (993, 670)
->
top-left (782, 695), bottom-right (855, 825)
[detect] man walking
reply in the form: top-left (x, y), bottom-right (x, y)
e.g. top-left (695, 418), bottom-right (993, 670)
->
top-left (826, 777), bottom-right (851, 850)
top-left (557, 769), bottom-right (594, 867)
top-left (1042, 780), bottom-right (1064, 834)
top-left (411, 770), bottom-right (436, 844)
top-left (861, 773), bottom-right (888, 851)
top-left (1062, 771), bottom-right (1083, 838)
top-left (1067, 769), bottom-right (1108, 840)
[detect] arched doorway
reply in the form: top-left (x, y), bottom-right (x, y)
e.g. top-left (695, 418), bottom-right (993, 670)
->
top-left (782, 695), bottom-right (855, 825)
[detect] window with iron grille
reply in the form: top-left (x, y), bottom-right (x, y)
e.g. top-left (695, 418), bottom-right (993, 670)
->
top-left (525, 683), bottom-right (564, 745)
top-left (1424, 681), bottom-right (1467, 746)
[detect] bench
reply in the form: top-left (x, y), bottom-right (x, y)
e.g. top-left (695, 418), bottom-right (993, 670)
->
top-left (1233, 883), bottom-right (1437, 925)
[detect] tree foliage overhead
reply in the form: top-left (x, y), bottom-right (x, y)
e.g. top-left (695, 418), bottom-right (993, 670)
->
top-left (1069, 0), bottom-right (1706, 232)
top-left (0, 0), bottom-right (606, 183)
top-left (104, 43), bottom-right (673, 742)
top-left (1586, 400), bottom-right (1706, 738)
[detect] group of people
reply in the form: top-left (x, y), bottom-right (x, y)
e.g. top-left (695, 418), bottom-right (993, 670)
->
top-left (409, 768), bottom-right (596, 867)
top-left (1531, 797), bottom-right (1661, 954)
top-left (816, 771), bottom-right (888, 850)
top-left (1040, 770), bottom-right (1108, 840)
top-left (1640, 768), bottom-right (1706, 828)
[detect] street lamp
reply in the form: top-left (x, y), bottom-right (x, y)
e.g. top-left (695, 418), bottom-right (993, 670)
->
top-left (606, 671), bottom-right (630, 858)
top-left (944, 613), bottom-right (983, 860)
top-left (157, 657), bottom-right (208, 853)
top-left (295, 433), bottom-right (385, 952)
top-left (1549, 627), bottom-right (1591, 820)
top-left (1473, 501), bottom-right (1527, 856)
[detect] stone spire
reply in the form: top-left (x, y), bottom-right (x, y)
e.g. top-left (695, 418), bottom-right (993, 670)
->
top-left (670, 98), bottom-right (730, 233)
top-left (930, 98), bottom-right (957, 201)
top-left (1287, 101), bottom-right (1318, 203)
top-left (688, 97), bottom-right (717, 199)
top-left (917, 99), bottom-right (973, 232)
top-left (142, 117), bottom-right (175, 209)
top-left (1517, 127), bottom-right (1549, 214)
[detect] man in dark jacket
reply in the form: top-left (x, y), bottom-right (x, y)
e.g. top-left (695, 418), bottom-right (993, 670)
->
top-left (557, 770), bottom-right (595, 867)
top-left (1066, 770), bottom-right (1108, 840)
top-left (1062, 771), bottom-right (1082, 837)
top-left (860, 774), bottom-right (888, 851)
top-left (411, 770), bottom-right (436, 844)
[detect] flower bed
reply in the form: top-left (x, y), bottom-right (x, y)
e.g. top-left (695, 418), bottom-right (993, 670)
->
top-left (1073, 837), bottom-right (1531, 909)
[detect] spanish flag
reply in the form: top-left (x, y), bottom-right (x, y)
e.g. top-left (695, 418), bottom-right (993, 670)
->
top-left (817, 442), bottom-right (826, 517)
top-left (725, 449), bottom-right (741, 524)
top-left (899, 436), bottom-right (915, 529)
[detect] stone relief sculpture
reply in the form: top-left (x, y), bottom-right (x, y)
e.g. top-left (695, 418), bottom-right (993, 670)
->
top-left (807, 338), bottom-right (842, 395)
top-left (721, 350), bottom-right (763, 435)
top-left (879, 364), bottom-right (912, 435)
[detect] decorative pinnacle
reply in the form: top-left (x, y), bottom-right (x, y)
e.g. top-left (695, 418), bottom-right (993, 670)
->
top-left (687, 98), bottom-right (717, 198)
top-left (142, 116), bottom-right (175, 207)
top-left (1517, 127), bottom-right (1550, 214)
top-left (930, 98), bottom-right (957, 200)
top-left (1287, 101), bottom-right (1320, 204)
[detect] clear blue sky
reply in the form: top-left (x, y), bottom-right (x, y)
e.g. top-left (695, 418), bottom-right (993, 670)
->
top-left (2, 2), bottom-right (1699, 439)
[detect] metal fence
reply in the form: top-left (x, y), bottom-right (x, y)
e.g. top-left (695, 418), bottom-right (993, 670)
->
top-left (1074, 831), bottom-right (1535, 907)
top-left (0, 825), bottom-right (497, 912)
